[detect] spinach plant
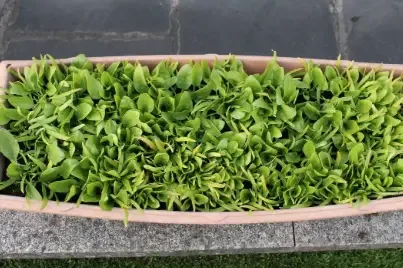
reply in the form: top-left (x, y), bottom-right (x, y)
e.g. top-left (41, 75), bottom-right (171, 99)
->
top-left (1, 54), bottom-right (403, 223)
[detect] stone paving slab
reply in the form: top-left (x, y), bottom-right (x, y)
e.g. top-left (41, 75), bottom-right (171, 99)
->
top-left (178, 0), bottom-right (339, 58)
top-left (0, 0), bottom-right (340, 59)
top-left (11, 0), bottom-right (172, 34)
top-left (4, 39), bottom-right (173, 60)
top-left (0, 210), bottom-right (294, 258)
top-left (294, 211), bottom-right (403, 250)
top-left (343, 0), bottom-right (403, 63)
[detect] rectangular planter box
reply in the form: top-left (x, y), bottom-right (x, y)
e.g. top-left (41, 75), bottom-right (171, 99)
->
top-left (1, 55), bottom-right (403, 225)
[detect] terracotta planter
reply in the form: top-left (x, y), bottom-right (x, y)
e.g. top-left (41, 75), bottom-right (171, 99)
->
top-left (0, 55), bottom-right (402, 225)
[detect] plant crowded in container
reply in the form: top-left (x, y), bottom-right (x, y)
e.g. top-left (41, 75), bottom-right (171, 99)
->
top-left (1, 53), bottom-right (403, 223)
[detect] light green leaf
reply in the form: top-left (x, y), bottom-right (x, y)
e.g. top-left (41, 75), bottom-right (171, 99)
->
top-left (154, 153), bottom-right (170, 166)
top-left (175, 91), bottom-right (192, 112)
top-left (6, 162), bottom-right (21, 179)
top-left (0, 107), bottom-right (10, 125)
top-left (303, 141), bottom-right (316, 157)
top-left (312, 67), bottom-right (327, 89)
top-left (72, 54), bottom-right (93, 70)
top-left (303, 102), bottom-right (320, 120)
top-left (285, 152), bottom-right (301, 163)
top-left (85, 72), bottom-right (105, 99)
top-left (75, 102), bottom-right (93, 120)
top-left (8, 96), bottom-right (34, 110)
top-left (177, 64), bottom-right (192, 90)
top-left (356, 99), bottom-right (372, 113)
top-left (348, 143), bottom-right (364, 164)
top-left (104, 119), bottom-right (117, 134)
top-left (0, 129), bottom-right (19, 162)
top-left (279, 104), bottom-right (296, 120)
top-left (175, 137), bottom-right (196, 143)
top-left (194, 194), bottom-right (209, 205)
top-left (201, 60), bottom-right (211, 80)
top-left (65, 185), bottom-right (78, 202)
top-left (252, 98), bottom-right (270, 110)
top-left (231, 110), bottom-right (246, 120)
top-left (191, 62), bottom-right (203, 86)
top-left (134, 63), bottom-right (148, 93)
top-left (158, 97), bottom-right (175, 112)
top-left (282, 74), bottom-right (297, 103)
top-left (325, 66), bottom-right (337, 81)
top-left (137, 93), bottom-right (155, 113)
top-left (244, 75), bottom-right (262, 93)
top-left (49, 179), bottom-right (78, 193)
top-left (46, 141), bottom-right (65, 165)
top-left (60, 159), bottom-right (79, 179)
top-left (9, 82), bottom-right (27, 96)
top-left (26, 183), bottom-right (42, 200)
top-left (122, 109), bottom-right (140, 127)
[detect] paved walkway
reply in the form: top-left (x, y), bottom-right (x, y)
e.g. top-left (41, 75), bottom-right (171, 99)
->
top-left (2, 210), bottom-right (403, 258)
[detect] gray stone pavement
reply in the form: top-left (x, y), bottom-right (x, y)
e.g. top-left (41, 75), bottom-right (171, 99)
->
top-left (0, 211), bottom-right (293, 258)
top-left (1, 0), bottom-right (403, 258)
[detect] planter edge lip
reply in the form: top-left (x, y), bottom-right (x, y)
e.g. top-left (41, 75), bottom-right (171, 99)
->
top-left (0, 194), bottom-right (402, 224)
top-left (2, 54), bottom-right (403, 73)
top-left (1, 54), bottom-right (403, 224)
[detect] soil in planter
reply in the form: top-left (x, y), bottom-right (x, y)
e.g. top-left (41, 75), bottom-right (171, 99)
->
top-left (0, 54), bottom-right (403, 216)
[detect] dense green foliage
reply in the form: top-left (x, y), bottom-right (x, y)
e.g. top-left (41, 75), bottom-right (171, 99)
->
top-left (1, 54), bottom-right (403, 216)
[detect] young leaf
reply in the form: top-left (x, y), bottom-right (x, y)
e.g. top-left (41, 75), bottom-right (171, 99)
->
top-left (0, 107), bottom-right (10, 125)
top-left (303, 141), bottom-right (316, 157)
top-left (356, 99), bottom-right (372, 113)
top-left (8, 96), bottom-right (34, 110)
top-left (325, 66), bottom-right (337, 81)
top-left (122, 109), bottom-right (140, 127)
top-left (85, 72), bottom-right (105, 99)
top-left (231, 110), bottom-right (245, 120)
top-left (244, 75), bottom-right (262, 93)
top-left (75, 102), bottom-right (93, 120)
top-left (279, 104), bottom-right (296, 120)
top-left (191, 62), bottom-right (203, 86)
top-left (6, 162), bottom-right (21, 179)
top-left (282, 74), bottom-right (297, 103)
top-left (154, 152), bottom-right (170, 166)
top-left (137, 93), bottom-right (155, 113)
top-left (194, 194), bottom-right (209, 205)
top-left (60, 158), bottom-right (79, 179)
top-left (46, 141), bottom-right (65, 165)
top-left (312, 67), bottom-right (327, 89)
top-left (175, 91), bottom-right (192, 112)
top-left (49, 179), bottom-right (78, 193)
top-left (39, 167), bottom-right (60, 182)
top-left (0, 129), bottom-right (19, 162)
top-left (201, 60), bottom-right (211, 80)
top-left (26, 183), bottom-right (42, 200)
top-left (177, 64), bottom-right (192, 90)
top-left (134, 63), bottom-right (148, 93)
top-left (348, 143), bottom-right (364, 164)
top-left (9, 82), bottom-right (27, 96)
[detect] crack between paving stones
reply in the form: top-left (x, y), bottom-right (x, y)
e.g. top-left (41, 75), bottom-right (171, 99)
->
top-left (292, 222), bottom-right (296, 248)
top-left (329, 0), bottom-right (349, 59)
top-left (0, 0), bottom-right (20, 59)
top-left (168, 0), bottom-right (181, 54)
top-left (5, 0), bottom-right (178, 52)
top-left (7, 29), bottom-right (166, 42)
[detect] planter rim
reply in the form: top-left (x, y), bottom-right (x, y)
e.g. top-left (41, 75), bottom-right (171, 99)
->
top-left (1, 54), bottom-right (403, 224)
top-left (2, 54), bottom-right (403, 73)
top-left (0, 194), bottom-right (403, 224)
